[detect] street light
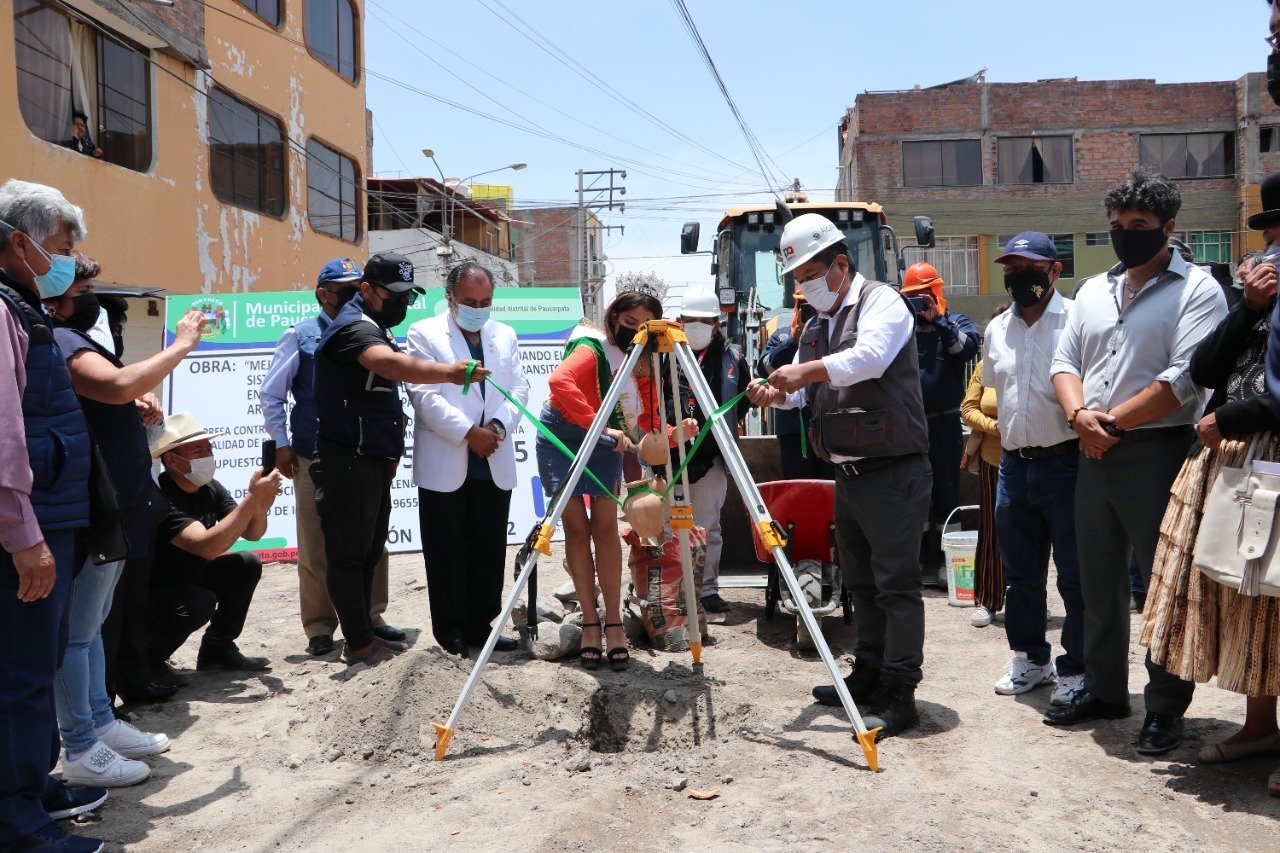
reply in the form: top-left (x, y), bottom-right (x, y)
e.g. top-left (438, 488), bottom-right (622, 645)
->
top-left (424, 154), bottom-right (527, 252)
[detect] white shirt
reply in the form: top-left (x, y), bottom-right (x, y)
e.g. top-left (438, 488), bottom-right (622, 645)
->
top-left (982, 290), bottom-right (1077, 451)
top-left (780, 272), bottom-right (915, 409)
top-left (1051, 251), bottom-right (1227, 429)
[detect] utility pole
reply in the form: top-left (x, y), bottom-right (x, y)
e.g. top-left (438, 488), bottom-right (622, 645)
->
top-left (576, 168), bottom-right (625, 324)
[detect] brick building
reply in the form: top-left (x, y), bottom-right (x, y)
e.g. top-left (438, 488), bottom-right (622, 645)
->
top-left (836, 72), bottom-right (1280, 300)
top-left (518, 205), bottom-right (603, 290)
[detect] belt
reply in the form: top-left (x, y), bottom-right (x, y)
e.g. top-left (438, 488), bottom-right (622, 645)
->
top-left (1012, 440), bottom-right (1078, 460)
top-left (1117, 424), bottom-right (1194, 444)
top-left (836, 452), bottom-right (922, 478)
top-left (926, 408), bottom-right (961, 420)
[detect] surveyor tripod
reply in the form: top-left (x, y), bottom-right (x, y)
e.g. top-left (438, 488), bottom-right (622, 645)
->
top-left (432, 320), bottom-right (882, 770)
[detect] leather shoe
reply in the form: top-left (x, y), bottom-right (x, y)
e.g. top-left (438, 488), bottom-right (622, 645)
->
top-left (152, 660), bottom-right (189, 687)
top-left (196, 642), bottom-right (270, 672)
top-left (440, 637), bottom-right (469, 658)
top-left (307, 634), bottom-right (335, 656)
top-left (1042, 690), bottom-right (1131, 726)
top-left (118, 680), bottom-right (179, 705)
top-left (464, 632), bottom-right (519, 652)
top-left (861, 684), bottom-right (920, 740)
top-left (1136, 712), bottom-right (1185, 755)
top-left (813, 662), bottom-right (881, 707)
top-left (373, 623), bottom-right (407, 642)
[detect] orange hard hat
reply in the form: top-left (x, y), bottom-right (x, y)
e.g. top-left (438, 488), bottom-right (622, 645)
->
top-left (902, 262), bottom-right (942, 293)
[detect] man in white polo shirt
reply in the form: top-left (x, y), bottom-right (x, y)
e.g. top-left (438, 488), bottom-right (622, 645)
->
top-left (984, 232), bottom-right (1084, 705)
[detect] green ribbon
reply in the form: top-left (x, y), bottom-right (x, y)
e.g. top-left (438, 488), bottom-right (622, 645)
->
top-left (799, 406), bottom-right (809, 460)
top-left (483, 374), bottom-right (626, 507)
top-left (658, 382), bottom-right (761, 500)
top-left (461, 359), bottom-right (478, 396)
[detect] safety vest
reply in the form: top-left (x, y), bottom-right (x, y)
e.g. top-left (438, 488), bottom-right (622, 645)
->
top-left (289, 313), bottom-right (326, 460)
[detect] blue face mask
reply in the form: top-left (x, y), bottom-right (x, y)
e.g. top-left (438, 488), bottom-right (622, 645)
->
top-left (454, 303), bottom-right (490, 333)
top-left (24, 238), bottom-right (76, 298)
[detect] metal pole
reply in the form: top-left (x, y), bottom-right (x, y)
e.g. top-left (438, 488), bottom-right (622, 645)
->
top-left (661, 340), bottom-right (704, 663)
top-left (670, 342), bottom-right (880, 770)
top-left (433, 340), bottom-right (647, 760)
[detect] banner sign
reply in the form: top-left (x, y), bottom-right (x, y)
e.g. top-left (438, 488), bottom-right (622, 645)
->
top-left (163, 288), bottom-right (581, 558)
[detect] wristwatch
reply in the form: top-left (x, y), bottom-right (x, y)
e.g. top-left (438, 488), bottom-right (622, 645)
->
top-left (488, 419), bottom-right (507, 440)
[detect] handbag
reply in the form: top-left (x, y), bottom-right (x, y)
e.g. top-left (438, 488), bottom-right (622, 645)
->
top-left (1193, 432), bottom-right (1280, 597)
top-left (84, 439), bottom-right (130, 566)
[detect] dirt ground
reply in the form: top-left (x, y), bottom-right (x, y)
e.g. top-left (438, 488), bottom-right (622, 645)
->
top-left (65, 546), bottom-right (1279, 851)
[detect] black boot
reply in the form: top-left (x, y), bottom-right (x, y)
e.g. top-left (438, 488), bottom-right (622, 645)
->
top-left (197, 640), bottom-right (270, 672)
top-left (812, 661), bottom-right (881, 707)
top-left (862, 683), bottom-right (920, 740)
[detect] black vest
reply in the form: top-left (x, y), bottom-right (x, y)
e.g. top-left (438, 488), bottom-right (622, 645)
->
top-left (801, 278), bottom-right (929, 460)
top-left (314, 294), bottom-right (406, 460)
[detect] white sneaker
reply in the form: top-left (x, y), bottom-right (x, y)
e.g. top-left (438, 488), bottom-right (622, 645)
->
top-left (97, 719), bottom-right (170, 758)
top-left (61, 742), bottom-right (150, 787)
top-left (970, 606), bottom-right (992, 627)
top-left (993, 652), bottom-right (1056, 695)
top-left (1050, 674), bottom-right (1086, 706)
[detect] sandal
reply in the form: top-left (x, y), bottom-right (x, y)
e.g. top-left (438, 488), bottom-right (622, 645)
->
top-left (605, 622), bottom-right (630, 672)
top-left (579, 621), bottom-right (602, 671)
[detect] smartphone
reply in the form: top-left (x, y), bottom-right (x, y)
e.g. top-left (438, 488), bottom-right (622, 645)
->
top-left (262, 439), bottom-right (276, 475)
top-left (907, 295), bottom-right (927, 313)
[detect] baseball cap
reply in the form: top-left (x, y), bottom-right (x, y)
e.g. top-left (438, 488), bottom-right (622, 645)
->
top-left (317, 257), bottom-right (362, 287)
top-left (363, 251), bottom-right (422, 294)
top-left (994, 231), bottom-right (1058, 264)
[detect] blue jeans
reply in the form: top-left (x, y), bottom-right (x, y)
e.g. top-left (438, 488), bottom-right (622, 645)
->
top-left (53, 557), bottom-right (124, 754)
top-left (0, 529), bottom-right (76, 842)
top-left (995, 451), bottom-right (1085, 676)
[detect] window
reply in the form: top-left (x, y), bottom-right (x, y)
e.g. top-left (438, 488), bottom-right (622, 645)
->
top-left (304, 0), bottom-right (357, 82)
top-left (1262, 127), bottom-right (1280, 154)
top-left (1051, 234), bottom-right (1075, 278)
top-left (1177, 230), bottom-right (1233, 264)
top-left (1139, 132), bottom-right (1235, 179)
top-left (997, 136), bottom-right (1073, 184)
top-left (1085, 232), bottom-right (1110, 246)
top-left (901, 140), bottom-right (982, 187)
top-left (236, 0), bottom-right (281, 27)
top-left (13, 0), bottom-right (153, 171)
top-left (207, 87), bottom-right (286, 217)
top-left (307, 138), bottom-right (360, 242)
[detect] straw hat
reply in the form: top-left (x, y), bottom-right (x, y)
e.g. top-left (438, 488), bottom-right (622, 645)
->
top-left (150, 412), bottom-right (224, 458)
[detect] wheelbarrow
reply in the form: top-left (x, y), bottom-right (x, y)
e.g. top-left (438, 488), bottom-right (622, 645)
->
top-left (750, 479), bottom-right (853, 650)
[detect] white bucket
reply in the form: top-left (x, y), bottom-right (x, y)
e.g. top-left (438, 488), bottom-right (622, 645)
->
top-left (941, 505), bottom-right (979, 607)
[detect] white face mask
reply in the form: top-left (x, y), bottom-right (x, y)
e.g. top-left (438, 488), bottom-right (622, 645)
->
top-left (183, 456), bottom-right (217, 488)
top-left (683, 322), bottom-right (714, 351)
top-left (799, 264), bottom-right (844, 314)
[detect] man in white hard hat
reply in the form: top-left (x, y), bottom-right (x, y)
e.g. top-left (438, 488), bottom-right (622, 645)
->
top-left (748, 213), bottom-right (931, 740)
top-left (664, 286), bottom-right (750, 615)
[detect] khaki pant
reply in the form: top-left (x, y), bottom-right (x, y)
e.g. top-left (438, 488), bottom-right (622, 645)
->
top-left (295, 454), bottom-right (390, 639)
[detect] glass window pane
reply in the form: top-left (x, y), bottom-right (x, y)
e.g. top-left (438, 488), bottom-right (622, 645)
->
top-left (902, 141), bottom-right (942, 187)
top-left (305, 0), bottom-right (357, 81)
top-left (998, 137), bottom-right (1033, 185)
top-left (1052, 234), bottom-right (1075, 278)
top-left (1140, 134), bottom-right (1187, 178)
top-left (949, 140), bottom-right (982, 186)
top-left (208, 87), bottom-right (286, 216)
top-left (307, 138), bottom-right (360, 242)
top-left (96, 34), bottom-right (151, 172)
top-left (237, 0), bottom-right (280, 27)
top-left (1037, 137), bottom-right (1073, 183)
top-left (13, 0), bottom-right (73, 144)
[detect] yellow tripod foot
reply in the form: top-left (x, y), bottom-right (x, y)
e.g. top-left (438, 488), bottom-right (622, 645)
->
top-left (856, 727), bottom-right (882, 772)
top-left (689, 641), bottom-right (702, 665)
top-left (432, 722), bottom-right (454, 761)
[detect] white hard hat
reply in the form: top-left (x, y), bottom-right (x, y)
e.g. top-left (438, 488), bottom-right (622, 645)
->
top-left (779, 212), bottom-right (843, 274)
top-left (680, 286), bottom-right (720, 319)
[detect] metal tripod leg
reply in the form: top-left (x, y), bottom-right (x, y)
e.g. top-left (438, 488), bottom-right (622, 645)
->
top-left (433, 341), bottom-right (647, 761)
top-left (671, 342), bottom-right (882, 771)
top-left (655, 345), bottom-right (704, 664)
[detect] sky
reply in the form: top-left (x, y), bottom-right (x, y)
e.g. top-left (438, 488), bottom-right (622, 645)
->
top-left (363, 0), bottom-right (1269, 307)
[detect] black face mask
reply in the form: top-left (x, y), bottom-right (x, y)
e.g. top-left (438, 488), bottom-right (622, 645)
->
top-left (613, 325), bottom-right (638, 351)
top-left (1110, 227), bottom-right (1169, 269)
top-left (330, 287), bottom-right (358, 310)
top-left (1003, 269), bottom-right (1052, 309)
top-left (64, 292), bottom-right (101, 333)
top-left (368, 294), bottom-right (408, 329)
top-left (1269, 52), bottom-right (1280, 106)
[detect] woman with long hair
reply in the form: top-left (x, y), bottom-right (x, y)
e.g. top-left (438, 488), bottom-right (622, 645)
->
top-left (536, 290), bottom-right (692, 670)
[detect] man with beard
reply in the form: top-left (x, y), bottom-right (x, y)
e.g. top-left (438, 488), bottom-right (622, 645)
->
top-left (311, 252), bottom-right (485, 669)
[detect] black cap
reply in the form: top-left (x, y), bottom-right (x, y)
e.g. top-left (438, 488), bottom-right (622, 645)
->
top-left (363, 251), bottom-right (421, 293)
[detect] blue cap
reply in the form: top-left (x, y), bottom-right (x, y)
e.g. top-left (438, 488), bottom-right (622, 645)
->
top-left (995, 232), bottom-right (1057, 264)
top-left (317, 257), bottom-right (362, 287)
